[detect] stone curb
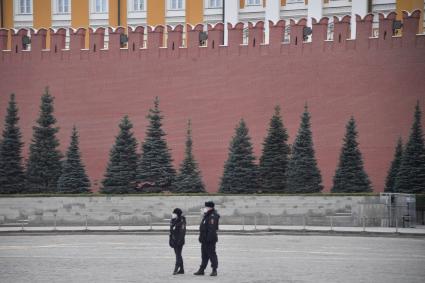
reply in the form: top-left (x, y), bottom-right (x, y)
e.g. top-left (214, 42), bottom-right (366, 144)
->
top-left (1, 227), bottom-right (424, 238)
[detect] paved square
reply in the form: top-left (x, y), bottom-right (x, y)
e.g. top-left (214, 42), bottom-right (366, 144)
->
top-left (0, 234), bottom-right (424, 282)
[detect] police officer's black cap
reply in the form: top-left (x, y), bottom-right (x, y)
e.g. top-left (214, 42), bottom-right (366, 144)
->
top-left (173, 208), bottom-right (182, 216)
top-left (205, 201), bottom-right (215, 208)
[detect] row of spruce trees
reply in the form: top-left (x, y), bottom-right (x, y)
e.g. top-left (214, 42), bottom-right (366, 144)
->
top-left (100, 97), bottom-right (205, 194)
top-left (0, 88), bottom-right (424, 194)
top-left (0, 90), bottom-right (91, 194)
top-left (0, 89), bottom-right (205, 194)
top-left (384, 103), bottom-right (425, 194)
top-left (219, 106), bottom-right (372, 194)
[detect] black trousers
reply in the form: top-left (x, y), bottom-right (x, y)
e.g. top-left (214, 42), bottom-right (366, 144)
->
top-left (200, 242), bottom-right (218, 270)
top-left (174, 245), bottom-right (183, 268)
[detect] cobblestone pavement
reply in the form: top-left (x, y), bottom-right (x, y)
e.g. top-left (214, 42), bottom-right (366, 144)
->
top-left (0, 234), bottom-right (424, 283)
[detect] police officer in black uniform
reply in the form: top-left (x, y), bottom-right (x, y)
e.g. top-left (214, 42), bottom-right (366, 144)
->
top-left (169, 208), bottom-right (186, 275)
top-left (194, 201), bottom-right (220, 277)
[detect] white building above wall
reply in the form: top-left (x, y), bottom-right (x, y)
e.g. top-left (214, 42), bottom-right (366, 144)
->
top-left (127, 0), bottom-right (147, 26)
top-left (203, 0), bottom-right (223, 24)
top-left (280, 1), bottom-right (307, 23)
top-left (89, 0), bottom-right (109, 27)
top-left (205, 0), bottom-right (223, 9)
top-left (239, 1), bottom-right (265, 23)
top-left (88, 0), bottom-right (109, 48)
top-left (13, 0), bottom-right (33, 28)
top-left (52, 0), bottom-right (71, 27)
top-left (168, 0), bottom-right (185, 11)
top-left (165, 0), bottom-right (185, 26)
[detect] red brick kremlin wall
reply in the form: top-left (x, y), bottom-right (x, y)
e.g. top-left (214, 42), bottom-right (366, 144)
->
top-left (0, 11), bottom-right (424, 192)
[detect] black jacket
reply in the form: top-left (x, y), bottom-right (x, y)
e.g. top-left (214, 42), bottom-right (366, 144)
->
top-left (169, 216), bottom-right (186, 248)
top-left (199, 209), bottom-right (220, 244)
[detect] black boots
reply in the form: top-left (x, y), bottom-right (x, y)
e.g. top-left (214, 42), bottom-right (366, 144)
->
top-left (173, 265), bottom-right (184, 275)
top-left (193, 268), bottom-right (205, 276)
top-left (210, 269), bottom-right (217, 276)
top-left (194, 268), bottom-right (217, 276)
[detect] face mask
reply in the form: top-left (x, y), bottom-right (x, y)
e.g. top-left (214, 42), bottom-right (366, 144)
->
top-left (203, 207), bottom-right (210, 214)
top-left (171, 213), bottom-right (178, 219)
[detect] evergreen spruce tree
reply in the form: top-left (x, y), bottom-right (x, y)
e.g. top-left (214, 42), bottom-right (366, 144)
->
top-left (174, 120), bottom-right (206, 193)
top-left (384, 138), bottom-right (403, 193)
top-left (0, 94), bottom-right (25, 194)
top-left (219, 119), bottom-right (258, 193)
top-left (331, 117), bottom-right (372, 193)
top-left (0, 138), bottom-right (3, 190)
top-left (0, 138), bottom-right (4, 189)
top-left (286, 105), bottom-right (323, 193)
top-left (101, 116), bottom-right (138, 194)
top-left (136, 97), bottom-right (176, 192)
top-left (25, 88), bottom-right (62, 193)
top-left (394, 102), bottom-right (425, 193)
top-left (58, 126), bottom-right (91, 193)
top-left (258, 106), bottom-right (290, 193)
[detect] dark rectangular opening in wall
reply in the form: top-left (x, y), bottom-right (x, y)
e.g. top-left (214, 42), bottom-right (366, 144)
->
top-left (0, 0), bottom-right (4, 28)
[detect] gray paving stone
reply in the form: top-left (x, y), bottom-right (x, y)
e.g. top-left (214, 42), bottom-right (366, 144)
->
top-left (0, 234), bottom-right (424, 283)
